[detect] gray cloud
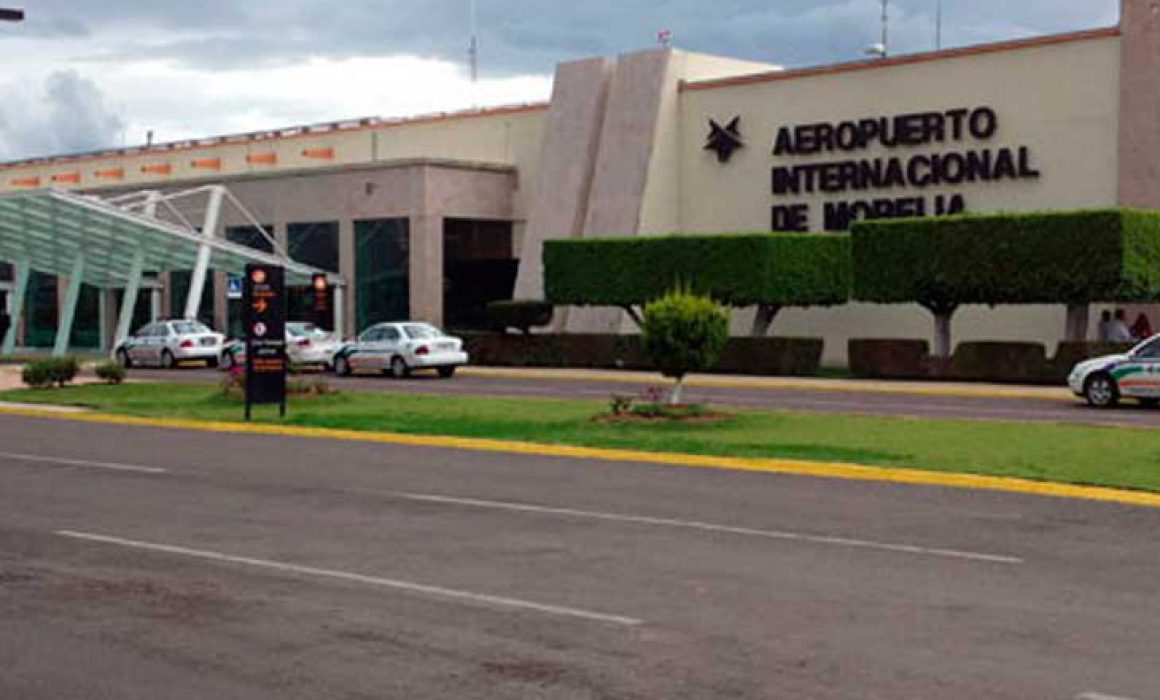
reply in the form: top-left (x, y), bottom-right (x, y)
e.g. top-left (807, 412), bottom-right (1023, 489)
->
top-left (23, 0), bottom-right (1121, 75)
top-left (0, 71), bottom-right (125, 160)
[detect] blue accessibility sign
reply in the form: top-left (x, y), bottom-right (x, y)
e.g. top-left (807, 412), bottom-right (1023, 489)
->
top-left (227, 275), bottom-right (243, 299)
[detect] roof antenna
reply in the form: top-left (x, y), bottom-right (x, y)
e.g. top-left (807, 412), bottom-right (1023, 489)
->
top-left (935, 0), bottom-right (943, 50)
top-left (865, 0), bottom-right (889, 59)
top-left (146, 130), bottom-right (154, 147)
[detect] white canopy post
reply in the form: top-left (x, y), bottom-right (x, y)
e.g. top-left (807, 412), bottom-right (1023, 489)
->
top-left (53, 255), bottom-right (86, 357)
top-left (184, 186), bottom-right (224, 321)
top-left (1, 260), bottom-right (30, 354)
top-left (114, 248), bottom-right (145, 347)
top-left (333, 282), bottom-right (344, 336)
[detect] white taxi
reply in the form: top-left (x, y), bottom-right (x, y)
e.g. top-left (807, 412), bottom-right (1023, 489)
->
top-left (113, 319), bottom-right (225, 369)
top-left (1069, 334), bottom-right (1160, 408)
top-left (332, 322), bottom-right (467, 379)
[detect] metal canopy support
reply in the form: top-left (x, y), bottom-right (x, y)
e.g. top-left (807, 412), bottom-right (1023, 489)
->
top-left (1, 260), bottom-right (29, 354)
top-left (184, 186), bottom-right (224, 321)
top-left (114, 249), bottom-right (145, 347)
top-left (53, 255), bottom-right (85, 357)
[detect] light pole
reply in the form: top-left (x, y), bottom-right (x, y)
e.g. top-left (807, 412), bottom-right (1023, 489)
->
top-left (865, 0), bottom-right (889, 59)
top-left (935, 0), bottom-right (943, 50)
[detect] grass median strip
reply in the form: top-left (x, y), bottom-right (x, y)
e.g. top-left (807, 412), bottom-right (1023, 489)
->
top-left (3, 383), bottom-right (1160, 497)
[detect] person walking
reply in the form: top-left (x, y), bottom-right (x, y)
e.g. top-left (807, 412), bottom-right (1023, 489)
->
top-left (1097, 309), bottom-right (1113, 342)
top-left (1131, 312), bottom-right (1154, 341)
top-left (1110, 309), bottom-right (1134, 343)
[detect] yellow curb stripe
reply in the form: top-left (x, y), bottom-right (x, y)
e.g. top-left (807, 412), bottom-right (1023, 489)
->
top-left (1, 404), bottom-right (1157, 509)
top-left (460, 367), bottom-right (1073, 402)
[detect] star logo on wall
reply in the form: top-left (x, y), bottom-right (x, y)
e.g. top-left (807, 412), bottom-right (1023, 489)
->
top-left (705, 116), bottom-right (743, 163)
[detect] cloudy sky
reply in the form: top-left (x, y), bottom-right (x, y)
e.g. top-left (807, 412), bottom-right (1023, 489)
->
top-left (0, 0), bottom-right (1119, 161)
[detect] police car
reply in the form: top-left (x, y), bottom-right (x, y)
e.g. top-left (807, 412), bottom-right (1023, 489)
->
top-left (332, 322), bottom-right (468, 379)
top-left (1069, 333), bottom-right (1160, 408)
top-left (114, 319), bottom-right (225, 369)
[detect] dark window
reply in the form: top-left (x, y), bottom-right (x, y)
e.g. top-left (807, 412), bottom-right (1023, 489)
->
top-left (23, 272), bottom-right (57, 348)
top-left (169, 270), bottom-right (216, 329)
top-left (443, 218), bottom-right (516, 330)
top-left (226, 225), bottom-right (274, 253)
top-left (70, 284), bottom-right (101, 348)
top-left (0, 262), bottom-right (12, 282)
top-left (355, 219), bottom-right (409, 331)
top-left (287, 221), bottom-right (340, 329)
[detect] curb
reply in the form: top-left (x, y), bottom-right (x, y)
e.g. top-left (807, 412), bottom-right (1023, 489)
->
top-left (1, 404), bottom-right (1157, 510)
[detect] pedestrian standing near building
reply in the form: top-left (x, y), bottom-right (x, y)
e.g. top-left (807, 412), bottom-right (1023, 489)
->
top-left (1097, 310), bottom-right (1114, 341)
top-left (1131, 312), bottom-right (1154, 340)
top-left (1110, 309), bottom-right (1134, 342)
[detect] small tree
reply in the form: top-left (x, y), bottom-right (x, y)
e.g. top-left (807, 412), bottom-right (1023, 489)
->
top-left (642, 290), bottom-right (729, 405)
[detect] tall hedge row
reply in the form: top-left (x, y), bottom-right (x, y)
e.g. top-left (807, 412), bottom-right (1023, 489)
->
top-left (544, 233), bottom-right (850, 308)
top-left (851, 210), bottom-right (1160, 307)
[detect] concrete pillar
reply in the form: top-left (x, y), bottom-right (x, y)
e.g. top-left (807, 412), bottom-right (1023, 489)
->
top-left (1119, 0), bottom-right (1160, 207)
top-left (184, 186), bottom-right (224, 320)
top-left (513, 57), bottom-right (615, 304)
top-left (338, 218), bottom-right (356, 337)
top-left (409, 212), bottom-right (443, 326)
top-left (115, 250), bottom-right (145, 346)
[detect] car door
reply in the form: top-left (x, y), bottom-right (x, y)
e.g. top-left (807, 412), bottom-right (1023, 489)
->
top-left (1116, 338), bottom-right (1160, 398)
top-left (129, 324), bottom-right (158, 364)
top-left (379, 326), bottom-right (403, 367)
top-left (349, 327), bottom-right (383, 370)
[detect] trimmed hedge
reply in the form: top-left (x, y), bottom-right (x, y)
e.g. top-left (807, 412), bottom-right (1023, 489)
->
top-left (950, 342), bottom-right (1048, 383)
top-left (848, 339), bottom-right (931, 379)
top-left (852, 209), bottom-right (1160, 307)
top-left (458, 332), bottom-right (824, 377)
top-left (544, 233), bottom-right (850, 308)
top-left (486, 300), bottom-right (554, 334)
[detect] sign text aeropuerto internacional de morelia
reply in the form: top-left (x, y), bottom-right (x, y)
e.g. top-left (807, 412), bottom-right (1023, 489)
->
top-left (769, 106), bottom-right (1041, 232)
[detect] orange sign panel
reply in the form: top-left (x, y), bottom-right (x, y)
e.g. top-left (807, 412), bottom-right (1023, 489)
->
top-left (246, 152), bottom-right (277, 165)
top-left (11, 177), bottom-right (41, 187)
top-left (51, 172), bottom-right (81, 184)
top-left (94, 168), bottom-right (125, 180)
top-left (191, 157), bottom-right (222, 170)
top-left (141, 163), bottom-right (173, 175)
top-left (302, 147), bottom-right (335, 160)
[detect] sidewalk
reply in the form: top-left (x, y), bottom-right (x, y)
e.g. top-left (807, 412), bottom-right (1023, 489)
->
top-left (461, 366), bottom-right (1072, 401)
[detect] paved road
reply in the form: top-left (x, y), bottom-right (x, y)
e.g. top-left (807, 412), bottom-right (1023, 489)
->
top-left (2, 412), bottom-right (1159, 699)
top-left (132, 366), bottom-right (1160, 428)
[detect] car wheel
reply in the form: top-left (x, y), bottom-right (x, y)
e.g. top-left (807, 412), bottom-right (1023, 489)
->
top-left (389, 356), bottom-right (410, 379)
top-left (437, 366), bottom-right (456, 379)
top-left (1084, 372), bottom-right (1119, 408)
top-left (161, 350), bottom-right (176, 369)
top-left (1140, 398), bottom-right (1160, 409)
top-left (115, 349), bottom-right (132, 369)
top-left (334, 355), bottom-right (351, 377)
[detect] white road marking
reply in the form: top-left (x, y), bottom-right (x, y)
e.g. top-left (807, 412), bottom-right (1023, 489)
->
top-left (0, 450), bottom-right (167, 475)
top-left (398, 492), bottom-right (1023, 565)
top-left (1076, 693), bottom-right (1141, 700)
top-left (54, 530), bottom-right (641, 627)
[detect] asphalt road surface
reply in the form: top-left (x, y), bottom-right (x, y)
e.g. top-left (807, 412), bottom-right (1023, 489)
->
top-left (133, 366), bottom-right (1160, 428)
top-left (2, 412), bottom-right (1159, 699)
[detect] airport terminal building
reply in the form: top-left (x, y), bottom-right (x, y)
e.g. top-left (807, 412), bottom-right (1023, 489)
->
top-left (2, 0), bottom-right (1158, 363)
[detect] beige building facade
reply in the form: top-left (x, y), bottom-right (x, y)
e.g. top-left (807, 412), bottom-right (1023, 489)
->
top-left (2, 0), bottom-right (1157, 363)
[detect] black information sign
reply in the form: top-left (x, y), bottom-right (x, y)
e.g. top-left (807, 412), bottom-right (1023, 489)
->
top-left (243, 264), bottom-right (287, 419)
top-left (311, 273), bottom-right (330, 329)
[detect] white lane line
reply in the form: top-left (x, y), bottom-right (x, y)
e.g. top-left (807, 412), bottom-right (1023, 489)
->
top-left (54, 530), bottom-right (641, 627)
top-left (1076, 693), bottom-right (1141, 700)
top-left (0, 450), bottom-right (167, 475)
top-left (399, 493), bottom-right (1022, 565)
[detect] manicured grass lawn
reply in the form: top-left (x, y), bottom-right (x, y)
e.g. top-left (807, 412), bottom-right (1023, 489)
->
top-left (3, 382), bottom-right (1160, 492)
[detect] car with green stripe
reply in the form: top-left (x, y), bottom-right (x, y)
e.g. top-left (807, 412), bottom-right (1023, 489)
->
top-left (1068, 334), bottom-right (1160, 408)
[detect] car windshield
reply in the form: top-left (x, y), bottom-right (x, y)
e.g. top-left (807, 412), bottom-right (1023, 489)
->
top-left (173, 321), bottom-right (212, 335)
top-left (403, 324), bottom-right (442, 340)
top-left (289, 323), bottom-right (329, 339)
top-left (1135, 338), bottom-right (1160, 359)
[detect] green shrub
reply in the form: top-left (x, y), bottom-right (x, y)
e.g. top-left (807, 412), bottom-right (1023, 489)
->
top-left (642, 290), bottom-right (729, 404)
top-left (486, 300), bottom-right (554, 334)
top-left (95, 360), bottom-right (127, 385)
top-left (21, 357), bottom-right (80, 389)
top-left (544, 233), bottom-right (850, 309)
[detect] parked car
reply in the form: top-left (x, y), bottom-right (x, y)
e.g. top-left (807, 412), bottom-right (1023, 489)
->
top-left (114, 319), bottom-right (225, 369)
top-left (220, 322), bottom-right (339, 370)
top-left (1069, 333), bottom-right (1160, 408)
top-left (332, 322), bottom-right (467, 378)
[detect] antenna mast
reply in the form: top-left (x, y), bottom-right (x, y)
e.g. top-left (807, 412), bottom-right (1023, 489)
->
top-left (881, 0), bottom-right (889, 58)
top-left (469, 0), bottom-right (479, 89)
top-left (935, 0), bottom-right (943, 50)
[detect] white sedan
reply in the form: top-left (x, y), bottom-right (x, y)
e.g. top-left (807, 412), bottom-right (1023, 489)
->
top-left (114, 320), bottom-right (225, 369)
top-left (332, 322), bottom-right (468, 378)
top-left (221, 322), bottom-right (340, 369)
top-left (1068, 333), bottom-right (1160, 408)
